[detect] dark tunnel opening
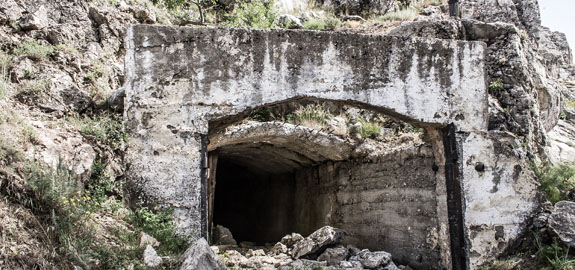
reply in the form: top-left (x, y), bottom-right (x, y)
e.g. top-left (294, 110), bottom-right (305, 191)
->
top-left (211, 144), bottom-right (307, 244)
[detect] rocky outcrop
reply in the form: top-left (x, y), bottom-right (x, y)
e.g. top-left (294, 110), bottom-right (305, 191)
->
top-left (291, 226), bottom-right (345, 259)
top-left (549, 201), bottom-right (575, 247)
top-left (180, 238), bottom-right (227, 270)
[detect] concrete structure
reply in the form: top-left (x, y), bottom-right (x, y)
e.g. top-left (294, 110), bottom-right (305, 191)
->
top-left (124, 25), bottom-right (540, 269)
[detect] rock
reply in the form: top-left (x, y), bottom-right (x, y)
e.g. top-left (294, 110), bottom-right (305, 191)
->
top-left (180, 238), bottom-right (227, 270)
top-left (280, 233), bottom-right (304, 248)
top-left (213, 224), bottom-right (237, 245)
top-left (318, 246), bottom-right (349, 266)
top-left (347, 244), bottom-right (361, 256)
top-left (143, 245), bottom-right (162, 267)
top-left (139, 232), bottom-right (159, 248)
top-left (291, 226), bottom-right (345, 259)
top-left (88, 6), bottom-right (109, 27)
top-left (342, 15), bottom-right (365, 22)
top-left (19, 6), bottom-right (49, 31)
top-left (279, 259), bottom-right (328, 270)
top-left (278, 14), bottom-right (303, 29)
top-left (271, 242), bottom-right (288, 255)
top-left (549, 201), bottom-right (575, 247)
top-left (340, 260), bottom-right (363, 268)
top-left (132, 7), bottom-right (156, 24)
top-left (349, 249), bottom-right (392, 269)
top-left (246, 249), bottom-right (266, 257)
top-left (382, 261), bottom-right (400, 270)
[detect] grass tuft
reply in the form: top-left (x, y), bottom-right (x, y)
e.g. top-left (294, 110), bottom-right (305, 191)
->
top-left (531, 163), bottom-right (575, 204)
top-left (14, 41), bottom-right (55, 60)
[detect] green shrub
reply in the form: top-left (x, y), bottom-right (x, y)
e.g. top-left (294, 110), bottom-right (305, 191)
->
top-left (85, 61), bottom-right (108, 82)
top-left (376, 8), bottom-right (417, 22)
top-left (291, 104), bottom-right (333, 126)
top-left (0, 141), bottom-right (21, 165)
top-left (14, 41), bottom-right (55, 60)
top-left (536, 235), bottom-right (575, 270)
top-left (565, 98), bottom-right (575, 110)
top-left (76, 114), bottom-right (125, 148)
top-left (303, 18), bottom-right (341, 31)
top-left (532, 163), bottom-right (575, 204)
top-left (24, 160), bottom-right (146, 269)
top-left (129, 207), bottom-right (189, 256)
top-left (479, 258), bottom-right (522, 270)
top-left (224, 0), bottom-right (278, 29)
top-left (19, 79), bottom-right (50, 96)
top-left (0, 78), bottom-right (9, 99)
top-left (489, 80), bottom-right (504, 92)
top-left (358, 120), bottom-right (381, 138)
top-left (0, 51), bottom-right (12, 99)
top-left (249, 107), bottom-right (272, 122)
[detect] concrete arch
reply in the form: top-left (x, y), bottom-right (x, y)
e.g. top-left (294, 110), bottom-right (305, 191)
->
top-left (124, 25), bottom-right (539, 270)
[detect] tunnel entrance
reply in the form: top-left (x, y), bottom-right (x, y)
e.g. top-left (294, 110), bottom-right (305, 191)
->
top-left (212, 144), bottom-right (301, 244)
top-left (206, 102), bottom-right (449, 269)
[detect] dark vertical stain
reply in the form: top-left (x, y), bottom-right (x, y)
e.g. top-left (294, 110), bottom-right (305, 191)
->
top-left (442, 124), bottom-right (467, 270)
top-left (200, 133), bottom-right (209, 241)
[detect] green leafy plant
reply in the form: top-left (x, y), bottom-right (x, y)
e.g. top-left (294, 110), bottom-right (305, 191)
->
top-left (14, 41), bottom-right (55, 60)
top-left (0, 140), bottom-right (21, 166)
top-left (536, 235), bottom-right (575, 270)
top-left (224, 0), bottom-right (278, 28)
top-left (75, 114), bottom-right (125, 148)
top-left (489, 80), bottom-right (504, 92)
top-left (0, 51), bottom-right (12, 99)
top-left (129, 207), bottom-right (189, 256)
top-left (303, 18), bottom-right (341, 31)
top-left (565, 98), bottom-right (575, 110)
top-left (290, 104), bottom-right (333, 126)
top-left (375, 7), bottom-right (417, 22)
top-left (531, 163), bottom-right (575, 204)
top-left (249, 107), bottom-right (272, 122)
top-left (19, 79), bottom-right (50, 96)
top-left (358, 120), bottom-right (381, 138)
top-left (85, 61), bottom-right (108, 82)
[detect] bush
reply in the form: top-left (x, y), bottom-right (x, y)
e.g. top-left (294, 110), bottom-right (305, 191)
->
top-left (532, 163), bottom-right (575, 204)
top-left (75, 114), bottom-right (125, 148)
top-left (224, 0), bottom-right (278, 28)
top-left (14, 41), bottom-right (55, 60)
top-left (489, 80), bottom-right (504, 92)
top-left (376, 8), bottom-right (417, 22)
top-left (19, 79), bottom-right (50, 96)
top-left (291, 104), bottom-right (333, 126)
top-left (303, 18), bottom-right (341, 31)
top-left (565, 98), bottom-right (575, 110)
top-left (536, 235), bottom-right (575, 270)
top-left (358, 120), bottom-right (381, 138)
top-left (129, 207), bottom-right (189, 256)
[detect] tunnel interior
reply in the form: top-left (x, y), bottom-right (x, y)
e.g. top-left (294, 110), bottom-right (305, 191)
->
top-left (212, 143), bottom-right (306, 244)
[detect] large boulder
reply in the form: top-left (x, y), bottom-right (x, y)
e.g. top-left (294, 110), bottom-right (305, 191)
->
top-left (280, 232), bottom-right (304, 248)
top-left (549, 201), bottom-right (575, 247)
top-left (143, 245), bottom-right (162, 268)
top-left (180, 238), bottom-right (227, 270)
top-left (349, 249), bottom-right (392, 269)
top-left (291, 226), bottom-right (345, 259)
top-left (317, 246), bottom-right (349, 266)
top-left (213, 225), bottom-right (237, 245)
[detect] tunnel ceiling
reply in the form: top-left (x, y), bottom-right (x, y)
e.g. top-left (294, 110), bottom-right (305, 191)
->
top-left (215, 142), bottom-right (318, 175)
top-left (209, 121), bottom-right (356, 164)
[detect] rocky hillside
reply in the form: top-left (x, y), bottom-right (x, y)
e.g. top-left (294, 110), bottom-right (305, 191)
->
top-left (0, 0), bottom-right (573, 269)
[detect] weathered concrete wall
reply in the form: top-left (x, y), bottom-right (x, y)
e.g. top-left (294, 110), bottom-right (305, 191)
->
top-left (124, 24), bottom-right (540, 269)
top-left (293, 144), bottom-right (442, 270)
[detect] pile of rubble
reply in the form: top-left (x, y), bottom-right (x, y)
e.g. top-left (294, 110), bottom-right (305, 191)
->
top-left (200, 226), bottom-right (411, 270)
